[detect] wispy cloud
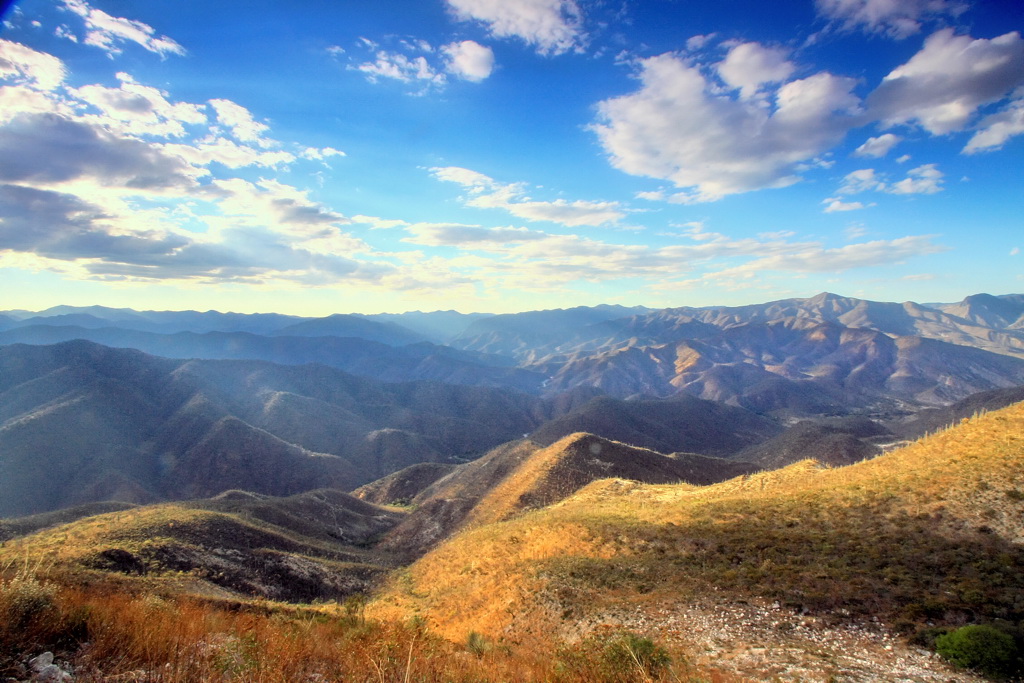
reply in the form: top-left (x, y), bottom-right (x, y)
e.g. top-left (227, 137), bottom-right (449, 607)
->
top-left (348, 36), bottom-right (495, 91)
top-left (430, 166), bottom-right (625, 227)
top-left (60, 0), bottom-right (185, 57)
top-left (889, 163), bottom-right (944, 195)
top-left (814, 0), bottom-right (968, 39)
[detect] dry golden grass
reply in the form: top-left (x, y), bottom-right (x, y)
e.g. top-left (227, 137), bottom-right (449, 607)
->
top-left (461, 435), bottom-right (581, 529)
top-left (0, 563), bottom-right (744, 682)
top-left (372, 402), bottom-right (1024, 646)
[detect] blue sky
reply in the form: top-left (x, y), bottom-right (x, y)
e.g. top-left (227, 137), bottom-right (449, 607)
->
top-left (0, 0), bottom-right (1021, 315)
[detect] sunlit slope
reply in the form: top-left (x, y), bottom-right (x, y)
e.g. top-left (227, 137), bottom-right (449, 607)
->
top-left (376, 434), bottom-right (756, 558)
top-left (371, 402), bottom-right (1024, 642)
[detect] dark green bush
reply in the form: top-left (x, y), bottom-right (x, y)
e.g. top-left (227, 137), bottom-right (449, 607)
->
top-left (935, 624), bottom-right (1017, 678)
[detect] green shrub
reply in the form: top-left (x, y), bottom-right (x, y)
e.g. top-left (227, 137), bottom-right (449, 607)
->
top-left (341, 594), bottom-right (366, 627)
top-left (2, 576), bottom-right (57, 631)
top-left (558, 629), bottom-right (671, 682)
top-left (466, 630), bottom-right (490, 657)
top-left (935, 624), bottom-right (1017, 678)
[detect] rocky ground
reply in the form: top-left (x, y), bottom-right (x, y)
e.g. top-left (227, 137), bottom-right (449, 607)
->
top-left (583, 595), bottom-right (984, 682)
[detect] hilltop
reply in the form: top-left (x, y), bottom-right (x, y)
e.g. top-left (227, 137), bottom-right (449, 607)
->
top-left (369, 434), bottom-right (760, 560)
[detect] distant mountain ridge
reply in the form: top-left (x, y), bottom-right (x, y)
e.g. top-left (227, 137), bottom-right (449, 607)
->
top-left (0, 325), bottom-right (544, 393)
top-left (0, 341), bottom-right (548, 517)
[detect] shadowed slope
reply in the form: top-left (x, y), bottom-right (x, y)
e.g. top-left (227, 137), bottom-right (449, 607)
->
top-left (734, 416), bottom-right (893, 469)
top-left (529, 394), bottom-right (780, 456)
top-left (352, 462), bottom-right (461, 506)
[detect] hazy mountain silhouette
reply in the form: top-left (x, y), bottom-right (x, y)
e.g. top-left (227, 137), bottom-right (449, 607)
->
top-left (0, 325), bottom-right (545, 393)
top-left (359, 310), bottom-right (494, 344)
top-left (0, 341), bottom-right (548, 517)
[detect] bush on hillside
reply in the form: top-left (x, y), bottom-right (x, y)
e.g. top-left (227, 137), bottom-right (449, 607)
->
top-left (935, 624), bottom-right (1018, 678)
top-left (558, 629), bottom-right (671, 682)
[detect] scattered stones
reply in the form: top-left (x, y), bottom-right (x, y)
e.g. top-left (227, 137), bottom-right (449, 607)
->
top-left (27, 652), bottom-right (73, 682)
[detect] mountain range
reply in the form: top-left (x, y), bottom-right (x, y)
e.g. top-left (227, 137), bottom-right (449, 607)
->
top-left (2, 291), bottom-right (1023, 521)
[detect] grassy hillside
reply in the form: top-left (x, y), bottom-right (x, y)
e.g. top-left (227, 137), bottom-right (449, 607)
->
top-left (371, 402), bottom-right (1024, 680)
top-left (4, 396), bottom-right (1022, 681)
top-left (0, 489), bottom-right (405, 604)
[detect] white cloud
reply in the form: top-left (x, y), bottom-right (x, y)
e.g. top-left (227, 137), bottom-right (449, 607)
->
top-left (398, 221), bottom-right (947, 292)
top-left (1011, 247), bottom-right (1020, 256)
top-left (686, 34), bottom-right (717, 51)
top-left (0, 39), bottom-right (67, 90)
top-left (0, 113), bottom-right (199, 190)
top-left (72, 73), bottom-right (206, 138)
top-left (868, 29), bottom-right (1024, 135)
top-left (896, 153), bottom-right (911, 163)
top-left (429, 165), bottom-right (625, 227)
top-left (442, 40), bottom-right (494, 82)
top-left (61, 0), bottom-right (185, 57)
top-left (0, 37), bottom-right (408, 289)
top-left (889, 163), bottom-right (944, 194)
top-left (963, 96), bottom-right (1024, 153)
top-left (351, 215), bottom-right (409, 230)
top-left (161, 137), bottom-right (295, 169)
top-left (354, 50), bottom-right (445, 87)
top-left (0, 85), bottom-right (66, 124)
top-left (852, 133), bottom-right (901, 157)
top-left (431, 166), bottom-right (494, 187)
top-left (301, 146), bottom-right (346, 161)
top-left (445, 0), bottom-right (584, 55)
top-left (815, 0), bottom-right (967, 39)
top-left (822, 197), bottom-right (868, 212)
top-left (716, 42), bottom-right (795, 99)
top-left (845, 224), bottom-right (868, 239)
top-left (837, 168), bottom-right (886, 194)
top-left (591, 52), bottom-right (861, 202)
top-left (209, 99), bottom-right (270, 145)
